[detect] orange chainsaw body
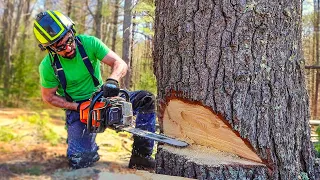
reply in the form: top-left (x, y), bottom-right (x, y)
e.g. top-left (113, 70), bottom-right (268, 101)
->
top-left (79, 101), bottom-right (106, 127)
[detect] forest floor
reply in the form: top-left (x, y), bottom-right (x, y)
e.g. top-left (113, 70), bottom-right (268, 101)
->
top-left (0, 108), bottom-right (157, 180)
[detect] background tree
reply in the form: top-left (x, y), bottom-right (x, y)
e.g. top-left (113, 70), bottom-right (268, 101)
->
top-left (111, 0), bottom-right (120, 51)
top-left (153, 0), bottom-right (315, 179)
top-left (131, 0), bottom-right (156, 93)
top-left (121, 0), bottom-right (133, 89)
top-left (310, 0), bottom-right (320, 119)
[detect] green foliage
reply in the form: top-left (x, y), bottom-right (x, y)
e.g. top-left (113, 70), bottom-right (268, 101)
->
top-left (133, 0), bottom-right (155, 37)
top-left (0, 0), bottom-right (157, 108)
top-left (101, 2), bottom-right (112, 18)
top-left (314, 126), bottom-right (320, 157)
top-left (8, 165), bottom-right (42, 176)
top-left (131, 40), bottom-right (156, 94)
top-left (25, 166), bottom-right (42, 176)
top-left (135, 67), bottom-right (157, 95)
top-left (0, 126), bottom-right (17, 142)
top-left (0, 111), bottom-right (63, 145)
top-left (22, 113), bottom-right (47, 126)
top-left (43, 128), bottom-right (61, 146)
top-left (1, 34), bottom-right (43, 107)
top-left (19, 112), bottom-right (62, 146)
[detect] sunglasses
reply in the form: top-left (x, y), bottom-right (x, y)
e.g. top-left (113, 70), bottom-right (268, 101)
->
top-left (51, 34), bottom-right (74, 52)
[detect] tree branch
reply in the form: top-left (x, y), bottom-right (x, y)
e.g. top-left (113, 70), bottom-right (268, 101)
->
top-left (86, 0), bottom-right (94, 17)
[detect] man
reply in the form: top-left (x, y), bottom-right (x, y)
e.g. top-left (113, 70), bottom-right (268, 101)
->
top-left (33, 10), bottom-right (156, 169)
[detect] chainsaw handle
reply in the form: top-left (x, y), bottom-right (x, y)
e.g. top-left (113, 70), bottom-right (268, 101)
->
top-left (87, 90), bottom-right (104, 133)
top-left (119, 89), bottom-right (130, 102)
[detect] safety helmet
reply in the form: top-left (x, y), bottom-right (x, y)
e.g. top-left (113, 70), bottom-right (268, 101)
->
top-left (33, 10), bottom-right (74, 49)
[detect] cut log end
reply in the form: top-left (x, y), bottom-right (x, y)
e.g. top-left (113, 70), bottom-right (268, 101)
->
top-left (162, 99), bottom-right (263, 163)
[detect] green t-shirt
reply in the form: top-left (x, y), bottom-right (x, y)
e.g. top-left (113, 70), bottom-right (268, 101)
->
top-left (39, 34), bottom-right (110, 101)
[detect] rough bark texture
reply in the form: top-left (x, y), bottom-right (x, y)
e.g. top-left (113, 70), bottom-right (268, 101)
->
top-left (156, 146), bottom-right (268, 179)
top-left (153, 0), bottom-right (316, 179)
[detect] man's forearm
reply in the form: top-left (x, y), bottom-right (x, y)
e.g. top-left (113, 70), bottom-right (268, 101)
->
top-left (109, 61), bottom-right (128, 81)
top-left (44, 94), bottom-right (78, 110)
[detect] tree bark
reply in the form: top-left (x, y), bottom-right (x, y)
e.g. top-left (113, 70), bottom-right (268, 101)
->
top-left (1, 0), bottom-right (23, 106)
top-left (156, 145), bottom-right (267, 179)
top-left (153, 0), bottom-right (315, 179)
top-left (121, 0), bottom-right (133, 89)
top-left (66, 0), bottom-right (73, 17)
top-left (94, 0), bottom-right (103, 38)
top-left (111, 0), bottom-right (120, 51)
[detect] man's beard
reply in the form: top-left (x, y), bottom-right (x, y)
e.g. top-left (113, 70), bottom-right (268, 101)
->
top-left (62, 48), bottom-right (76, 59)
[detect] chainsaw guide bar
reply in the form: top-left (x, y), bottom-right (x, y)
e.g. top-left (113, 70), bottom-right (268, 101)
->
top-left (121, 127), bottom-right (189, 147)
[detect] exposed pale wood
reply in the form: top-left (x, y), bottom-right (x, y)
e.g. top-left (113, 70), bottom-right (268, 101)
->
top-left (163, 99), bottom-right (262, 163)
top-left (156, 145), bottom-right (267, 179)
top-left (310, 120), bottom-right (320, 125)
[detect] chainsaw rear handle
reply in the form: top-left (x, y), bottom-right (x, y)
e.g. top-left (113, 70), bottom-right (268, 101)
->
top-left (87, 89), bottom-right (130, 133)
top-left (119, 89), bottom-right (130, 102)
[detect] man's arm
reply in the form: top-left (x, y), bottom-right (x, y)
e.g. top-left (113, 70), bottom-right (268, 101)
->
top-left (41, 86), bottom-right (78, 110)
top-left (101, 50), bottom-right (128, 82)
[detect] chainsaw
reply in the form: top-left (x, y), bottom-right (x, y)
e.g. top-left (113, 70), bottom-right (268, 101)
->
top-left (79, 89), bottom-right (188, 147)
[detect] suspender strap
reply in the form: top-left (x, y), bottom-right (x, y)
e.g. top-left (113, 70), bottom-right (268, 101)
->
top-left (52, 36), bottom-right (100, 102)
top-left (53, 54), bottom-right (73, 102)
top-left (75, 37), bottom-right (100, 87)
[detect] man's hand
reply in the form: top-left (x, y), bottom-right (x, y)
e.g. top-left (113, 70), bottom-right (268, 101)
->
top-left (77, 102), bottom-right (83, 112)
top-left (103, 78), bottom-right (120, 97)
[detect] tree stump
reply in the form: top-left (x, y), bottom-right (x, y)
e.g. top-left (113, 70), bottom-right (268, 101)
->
top-left (156, 145), bottom-right (267, 179)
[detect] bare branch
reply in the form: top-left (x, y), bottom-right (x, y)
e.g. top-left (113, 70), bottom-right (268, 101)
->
top-left (86, 0), bottom-right (94, 17)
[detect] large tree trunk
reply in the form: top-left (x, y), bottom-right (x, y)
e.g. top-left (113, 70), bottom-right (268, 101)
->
top-left (153, 0), bottom-right (315, 179)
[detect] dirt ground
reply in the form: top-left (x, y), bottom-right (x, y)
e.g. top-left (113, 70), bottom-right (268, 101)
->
top-left (0, 108), bottom-right (153, 180)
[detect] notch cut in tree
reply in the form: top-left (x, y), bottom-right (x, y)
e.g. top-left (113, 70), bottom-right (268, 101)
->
top-left (153, 0), bottom-right (316, 179)
top-left (163, 99), bottom-right (262, 163)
